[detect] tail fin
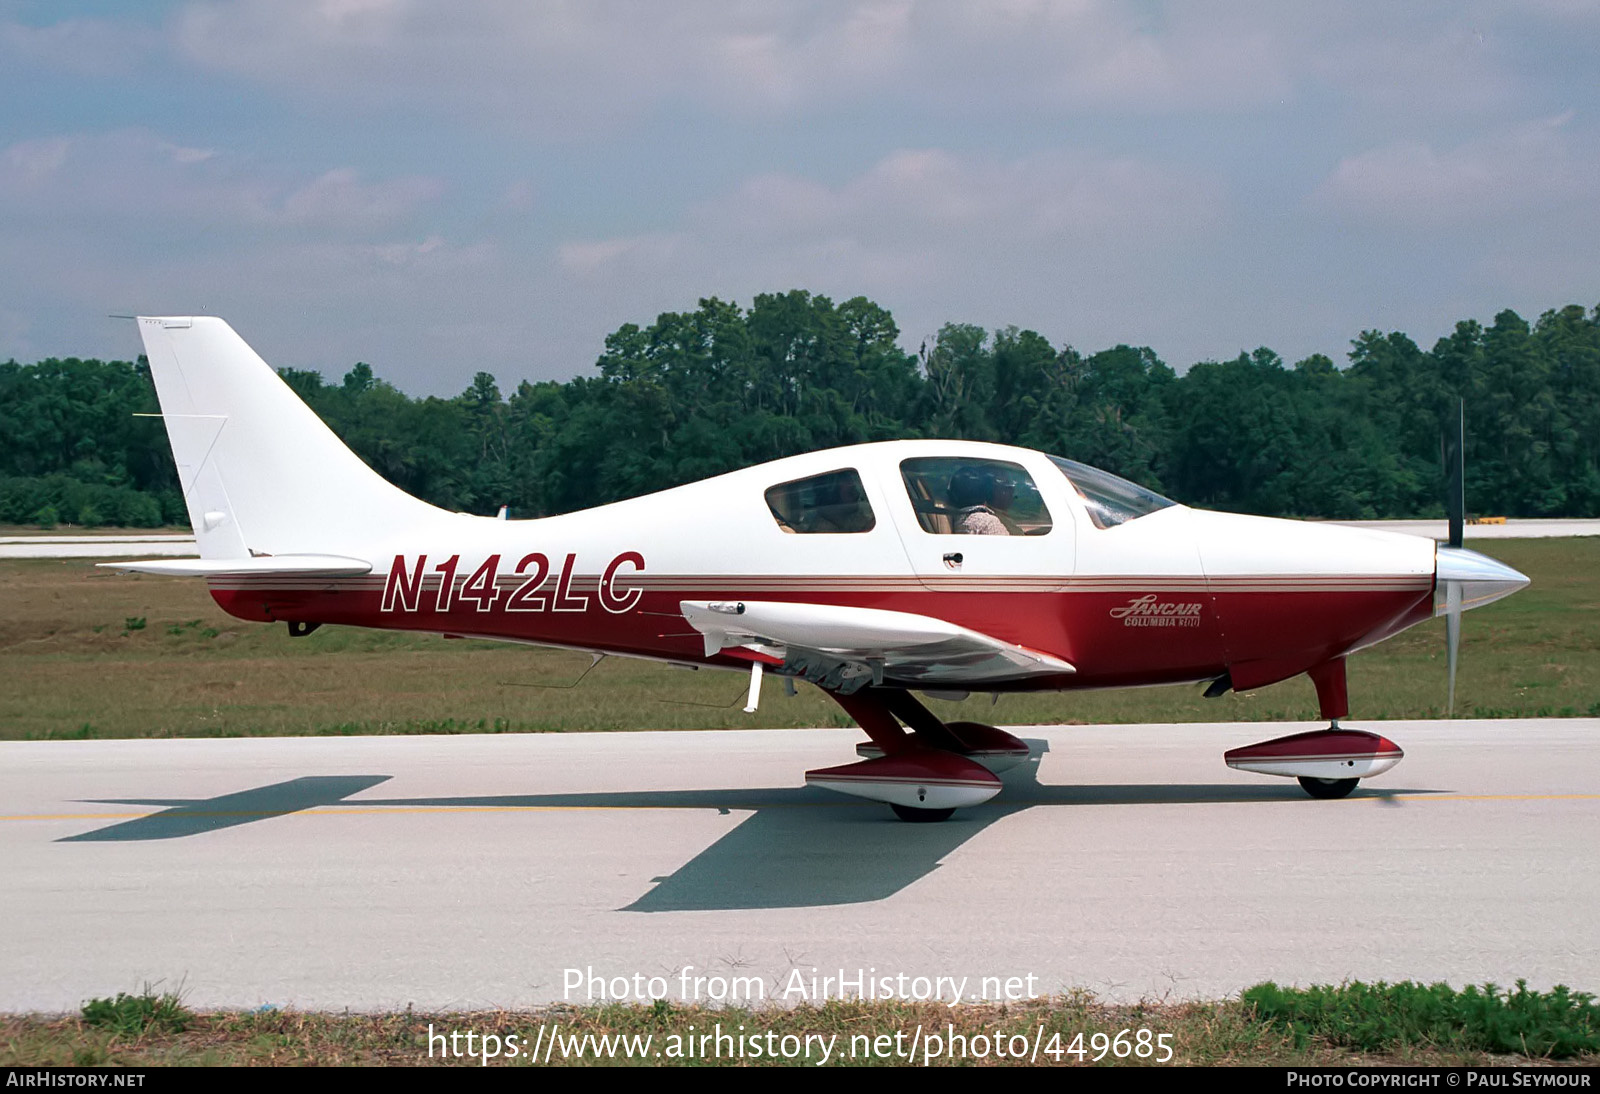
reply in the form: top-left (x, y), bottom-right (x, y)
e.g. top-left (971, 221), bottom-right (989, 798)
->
top-left (136, 316), bottom-right (439, 558)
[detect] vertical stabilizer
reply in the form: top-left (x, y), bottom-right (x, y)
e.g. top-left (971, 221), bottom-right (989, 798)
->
top-left (136, 316), bottom-right (440, 558)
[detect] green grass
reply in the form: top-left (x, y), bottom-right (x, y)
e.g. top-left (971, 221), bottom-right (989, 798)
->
top-left (80, 987), bottom-right (191, 1038)
top-left (1244, 979), bottom-right (1600, 1058)
top-left (0, 524), bottom-right (192, 537)
top-left (5, 983), bottom-right (1598, 1066)
top-left (1, 538), bottom-right (1596, 740)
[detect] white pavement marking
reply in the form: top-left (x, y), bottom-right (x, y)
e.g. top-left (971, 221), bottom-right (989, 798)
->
top-left (4, 720), bottom-right (1597, 1012)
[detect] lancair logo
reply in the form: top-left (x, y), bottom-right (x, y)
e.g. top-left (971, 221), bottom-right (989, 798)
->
top-left (1109, 594), bottom-right (1204, 628)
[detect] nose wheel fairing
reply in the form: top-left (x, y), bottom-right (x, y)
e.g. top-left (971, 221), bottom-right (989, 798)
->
top-left (1226, 656), bottom-right (1404, 797)
top-left (1224, 727), bottom-right (1404, 787)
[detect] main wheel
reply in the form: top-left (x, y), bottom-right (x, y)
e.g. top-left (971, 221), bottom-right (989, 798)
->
top-left (1298, 776), bottom-right (1359, 800)
top-left (891, 804), bottom-right (956, 823)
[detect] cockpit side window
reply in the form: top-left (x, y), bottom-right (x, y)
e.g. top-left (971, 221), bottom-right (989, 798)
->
top-left (899, 457), bottom-right (1053, 536)
top-left (1048, 455), bottom-right (1175, 529)
top-left (764, 469), bottom-right (876, 533)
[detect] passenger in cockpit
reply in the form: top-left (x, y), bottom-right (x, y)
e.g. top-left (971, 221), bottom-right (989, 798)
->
top-left (801, 473), bottom-right (873, 533)
top-left (948, 466), bottom-right (1013, 535)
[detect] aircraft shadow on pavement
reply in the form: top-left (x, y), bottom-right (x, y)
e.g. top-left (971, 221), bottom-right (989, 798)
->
top-left (59, 775), bottom-right (394, 842)
top-left (614, 747), bottom-right (1440, 912)
top-left (58, 744), bottom-right (1441, 909)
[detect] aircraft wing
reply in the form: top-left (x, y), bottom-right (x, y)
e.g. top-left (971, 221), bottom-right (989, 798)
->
top-left (96, 555), bottom-right (372, 577)
top-left (679, 599), bottom-right (1075, 692)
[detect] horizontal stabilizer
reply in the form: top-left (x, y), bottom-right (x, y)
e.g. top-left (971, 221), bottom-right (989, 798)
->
top-left (97, 555), bottom-right (372, 577)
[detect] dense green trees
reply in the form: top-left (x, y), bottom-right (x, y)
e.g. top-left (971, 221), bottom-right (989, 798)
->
top-left (2, 293), bottom-right (1597, 527)
top-left (0, 356), bottom-right (180, 527)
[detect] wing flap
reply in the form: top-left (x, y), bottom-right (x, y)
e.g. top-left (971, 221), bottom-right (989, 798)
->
top-left (679, 599), bottom-right (1073, 689)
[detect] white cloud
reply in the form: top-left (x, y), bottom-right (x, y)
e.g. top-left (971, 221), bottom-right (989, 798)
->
top-left (501, 180), bottom-right (536, 212)
top-left (0, 16), bottom-right (162, 76)
top-left (168, 0), bottom-right (1294, 128)
top-left (0, 129), bottom-right (444, 236)
top-left (2, 136), bottom-right (72, 183)
top-left (6, 4), bottom-right (1597, 391)
top-left (556, 145), bottom-right (1226, 352)
top-left (1518, 0), bottom-right (1600, 20)
top-left (0, 129), bottom-right (483, 388)
top-left (1293, 12), bottom-right (1511, 117)
top-left (899, 1), bottom-right (1290, 111)
top-left (671, 146), bottom-right (1216, 263)
top-left (559, 234), bottom-right (684, 277)
top-left (1315, 114), bottom-right (1588, 226)
top-left (280, 168), bottom-right (445, 230)
top-left (167, 144), bottom-right (217, 165)
top-left (2, 140), bottom-right (1231, 388)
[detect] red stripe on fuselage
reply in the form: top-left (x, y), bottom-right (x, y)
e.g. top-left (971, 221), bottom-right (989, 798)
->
top-left (208, 574), bottom-right (1431, 693)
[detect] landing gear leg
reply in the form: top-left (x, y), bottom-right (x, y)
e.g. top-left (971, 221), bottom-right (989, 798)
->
top-left (1309, 657), bottom-right (1350, 724)
top-left (809, 687), bottom-right (1001, 822)
top-left (1304, 658), bottom-right (1362, 798)
top-left (830, 688), bottom-right (912, 754)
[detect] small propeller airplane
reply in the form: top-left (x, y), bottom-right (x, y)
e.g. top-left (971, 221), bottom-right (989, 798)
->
top-left (105, 317), bottom-right (1530, 821)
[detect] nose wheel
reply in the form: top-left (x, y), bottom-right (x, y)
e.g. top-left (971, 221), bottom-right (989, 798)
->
top-left (1297, 776), bottom-right (1359, 800)
top-left (890, 804), bottom-right (957, 823)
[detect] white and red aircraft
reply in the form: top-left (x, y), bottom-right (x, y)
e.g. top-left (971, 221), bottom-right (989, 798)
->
top-left (106, 317), bottom-right (1530, 820)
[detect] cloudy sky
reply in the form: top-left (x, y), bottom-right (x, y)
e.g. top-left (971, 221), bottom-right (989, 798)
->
top-left (2, 1), bottom-right (1597, 394)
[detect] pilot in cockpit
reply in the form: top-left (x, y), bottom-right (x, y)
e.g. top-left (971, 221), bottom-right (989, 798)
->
top-left (948, 465), bottom-right (1014, 535)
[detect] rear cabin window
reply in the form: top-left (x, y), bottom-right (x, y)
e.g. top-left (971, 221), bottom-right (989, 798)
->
top-left (899, 457), bottom-right (1053, 536)
top-left (765, 469), bottom-right (876, 533)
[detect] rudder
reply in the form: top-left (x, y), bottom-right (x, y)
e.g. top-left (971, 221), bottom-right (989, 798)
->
top-left (137, 316), bottom-right (439, 559)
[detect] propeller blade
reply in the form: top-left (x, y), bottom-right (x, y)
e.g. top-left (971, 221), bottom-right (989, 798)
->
top-left (1445, 397), bottom-right (1465, 549)
top-left (1445, 579), bottom-right (1462, 715)
top-left (1441, 397), bottom-right (1467, 712)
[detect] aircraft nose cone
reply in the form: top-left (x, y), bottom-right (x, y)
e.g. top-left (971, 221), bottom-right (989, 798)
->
top-left (1434, 545), bottom-right (1530, 615)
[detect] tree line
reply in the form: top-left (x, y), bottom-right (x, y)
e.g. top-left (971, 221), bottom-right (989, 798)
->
top-left (2, 291), bottom-right (1597, 528)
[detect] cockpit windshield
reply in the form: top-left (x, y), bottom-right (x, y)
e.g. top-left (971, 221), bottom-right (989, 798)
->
top-left (1048, 456), bottom-right (1175, 530)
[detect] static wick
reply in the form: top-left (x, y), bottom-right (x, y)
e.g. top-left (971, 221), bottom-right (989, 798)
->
top-left (500, 653), bottom-right (604, 690)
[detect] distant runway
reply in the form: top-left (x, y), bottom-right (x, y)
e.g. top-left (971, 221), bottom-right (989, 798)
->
top-left (0, 534), bottom-right (197, 559)
top-left (1330, 518), bottom-right (1600, 539)
top-left (4, 720), bottom-right (1597, 1012)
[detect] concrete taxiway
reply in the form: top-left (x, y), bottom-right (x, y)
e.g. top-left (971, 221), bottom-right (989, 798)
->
top-left (4, 720), bottom-right (1596, 1012)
